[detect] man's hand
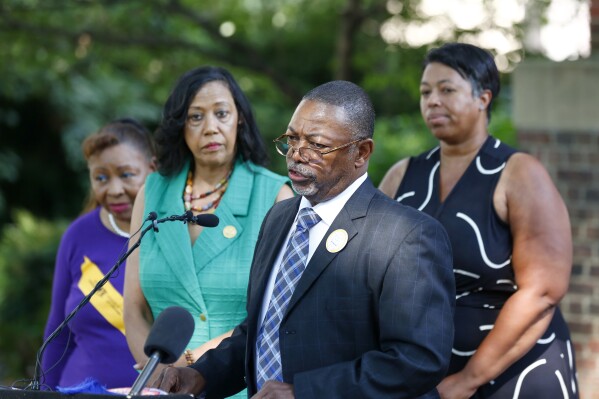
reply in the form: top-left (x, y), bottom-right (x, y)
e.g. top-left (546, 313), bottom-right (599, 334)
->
top-left (151, 366), bottom-right (206, 395)
top-left (250, 381), bottom-right (294, 398)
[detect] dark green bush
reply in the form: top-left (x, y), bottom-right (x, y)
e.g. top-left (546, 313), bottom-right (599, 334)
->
top-left (0, 210), bottom-right (67, 385)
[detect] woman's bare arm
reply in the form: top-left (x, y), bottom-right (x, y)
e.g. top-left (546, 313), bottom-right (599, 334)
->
top-left (378, 158), bottom-right (410, 198)
top-left (123, 186), bottom-right (155, 364)
top-left (438, 153), bottom-right (572, 398)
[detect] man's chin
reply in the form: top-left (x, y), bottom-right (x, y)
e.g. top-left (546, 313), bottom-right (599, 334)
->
top-left (290, 182), bottom-right (316, 198)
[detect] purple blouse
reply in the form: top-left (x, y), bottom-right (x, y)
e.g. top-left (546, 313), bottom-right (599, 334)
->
top-left (41, 207), bottom-right (138, 389)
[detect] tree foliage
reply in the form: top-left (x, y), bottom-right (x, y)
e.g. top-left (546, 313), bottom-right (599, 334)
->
top-left (0, 211), bottom-right (67, 384)
top-left (0, 0), bottom-right (536, 383)
top-left (0, 0), bottom-right (527, 220)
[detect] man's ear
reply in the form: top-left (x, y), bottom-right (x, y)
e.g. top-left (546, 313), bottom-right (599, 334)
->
top-left (355, 138), bottom-right (374, 169)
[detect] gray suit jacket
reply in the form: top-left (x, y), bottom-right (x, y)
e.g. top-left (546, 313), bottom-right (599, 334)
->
top-left (193, 178), bottom-right (455, 398)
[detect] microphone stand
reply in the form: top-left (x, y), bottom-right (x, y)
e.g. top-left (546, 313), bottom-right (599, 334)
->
top-left (27, 213), bottom-right (187, 391)
top-left (128, 351), bottom-right (161, 396)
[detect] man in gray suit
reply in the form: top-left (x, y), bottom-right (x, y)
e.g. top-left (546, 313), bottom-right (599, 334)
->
top-left (154, 80), bottom-right (455, 398)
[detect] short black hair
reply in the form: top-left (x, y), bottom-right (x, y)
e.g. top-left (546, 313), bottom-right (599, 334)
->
top-left (302, 80), bottom-right (375, 139)
top-left (155, 66), bottom-right (268, 176)
top-left (423, 42), bottom-right (500, 121)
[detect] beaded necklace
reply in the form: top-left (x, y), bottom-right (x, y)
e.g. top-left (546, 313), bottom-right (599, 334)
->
top-left (183, 169), bottom-right (232, 213)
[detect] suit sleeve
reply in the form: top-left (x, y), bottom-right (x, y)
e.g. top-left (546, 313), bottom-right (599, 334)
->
top-left (191, 319), bottom-right (249, 398)
top-left (293, 217), bottom-right (455, 398)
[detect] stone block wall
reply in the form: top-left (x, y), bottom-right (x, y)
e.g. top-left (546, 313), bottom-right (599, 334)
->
top-left (513, 59), bottom-right (599, 399)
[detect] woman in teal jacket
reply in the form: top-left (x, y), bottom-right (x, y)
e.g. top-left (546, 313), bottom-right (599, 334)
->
top-left (124, 66), bottom-right (293, 398)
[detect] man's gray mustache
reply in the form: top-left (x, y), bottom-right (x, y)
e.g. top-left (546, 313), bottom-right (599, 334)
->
top-left (287, 162), bottom-right (316, 178)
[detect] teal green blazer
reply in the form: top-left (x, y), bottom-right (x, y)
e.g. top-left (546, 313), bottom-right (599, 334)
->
top-left (140, 159), bottom-right (289, 348)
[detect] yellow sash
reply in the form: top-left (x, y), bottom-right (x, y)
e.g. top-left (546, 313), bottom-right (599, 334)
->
top-left (77, 256), bottom-right (126, 335)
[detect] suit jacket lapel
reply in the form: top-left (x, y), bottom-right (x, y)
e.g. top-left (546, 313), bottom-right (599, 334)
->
top-left (284, 179), bottom-right (375, 318)
top-left (247, 197), bottom-right (301, 327)
top-left (246, 198), bottom-right (299, 388)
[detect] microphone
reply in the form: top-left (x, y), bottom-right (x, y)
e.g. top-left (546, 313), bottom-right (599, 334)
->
top-left (147, 211), bottom-right (159, 231)
top-left (188, 213), bottom-right (220, 227)
top-left (149, 211), bottom-right (219, 231)
top-left (28, 210), bottom-right (205, 391)
top-left (129, 306), bottom-right (195, 396)
top-left (153, 211), bottom-right (219, 227)
top-left (28, 210), bottom-right (166, 390)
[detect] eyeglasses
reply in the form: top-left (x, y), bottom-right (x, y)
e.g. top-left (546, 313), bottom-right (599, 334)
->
top-left (273, 134), bottom-right (363, 164)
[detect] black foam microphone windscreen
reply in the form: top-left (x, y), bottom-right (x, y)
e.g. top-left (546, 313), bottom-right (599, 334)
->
top-left (144, 306), bottom-right (195, 364)
top-left (190, 213), bottom-right (220, 227)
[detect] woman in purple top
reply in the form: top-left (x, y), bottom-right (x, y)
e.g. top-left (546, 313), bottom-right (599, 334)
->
top-left (41, 118), bottom-right (155, 390)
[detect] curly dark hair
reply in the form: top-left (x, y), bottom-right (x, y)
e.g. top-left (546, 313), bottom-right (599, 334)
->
top-left (155, 66), bottom-right (269, 176)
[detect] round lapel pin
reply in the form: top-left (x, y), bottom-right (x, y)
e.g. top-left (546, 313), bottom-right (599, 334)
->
top-left (326, 229), bottom-right (348, 253)
top-left (223, 225), bottom-right (237, 239)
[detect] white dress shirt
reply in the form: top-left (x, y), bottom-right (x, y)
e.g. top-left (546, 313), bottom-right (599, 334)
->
top-left (257, 172), bottom-right (368, 332)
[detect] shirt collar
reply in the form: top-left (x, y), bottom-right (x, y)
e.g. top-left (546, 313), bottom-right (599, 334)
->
top-left (298, 172), bottom-right (368, 227)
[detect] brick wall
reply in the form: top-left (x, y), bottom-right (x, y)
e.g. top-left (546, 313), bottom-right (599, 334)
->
top-left (517, 130), bottom-right (599, 398)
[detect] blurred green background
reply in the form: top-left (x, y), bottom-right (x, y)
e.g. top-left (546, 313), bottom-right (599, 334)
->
top-left (0, 0), bottom-right (581, 386)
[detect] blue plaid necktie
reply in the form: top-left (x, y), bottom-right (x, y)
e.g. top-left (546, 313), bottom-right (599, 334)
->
top-left (255, 207), bottom-right (321, 390)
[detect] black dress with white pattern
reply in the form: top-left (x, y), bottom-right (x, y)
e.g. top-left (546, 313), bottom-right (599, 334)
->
top-left (394, 136), bottom-right (578, 398)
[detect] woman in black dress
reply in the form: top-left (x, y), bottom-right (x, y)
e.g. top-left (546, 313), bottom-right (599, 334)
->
top-left (379, 43), bottom-right (578, 399)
